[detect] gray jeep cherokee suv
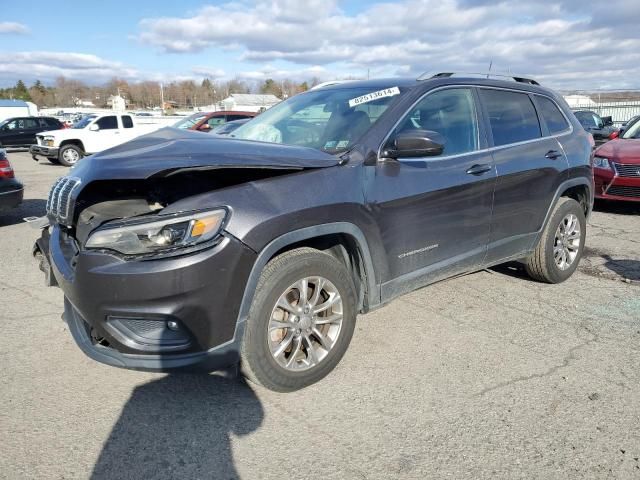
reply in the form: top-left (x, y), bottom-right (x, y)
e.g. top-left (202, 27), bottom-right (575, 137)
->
top-left (34, 73), bottom-right (594, 392)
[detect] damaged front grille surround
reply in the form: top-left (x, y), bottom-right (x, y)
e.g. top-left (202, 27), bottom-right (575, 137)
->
top-left (46, 176), bottom-right (81, 224)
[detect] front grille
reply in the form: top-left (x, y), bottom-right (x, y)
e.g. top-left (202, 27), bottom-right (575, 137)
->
top-left (606, 185), bottom-right (640, 198)
top-left (46, 177), bottom-right (81, 224)
top-left (613, 163), bottom-right (640, 178)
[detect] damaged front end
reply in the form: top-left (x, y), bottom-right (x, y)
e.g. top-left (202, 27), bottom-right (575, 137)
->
top-left (31, 129), bottom-right (339, 371)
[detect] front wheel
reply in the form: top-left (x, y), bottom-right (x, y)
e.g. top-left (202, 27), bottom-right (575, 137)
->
top-left (58, 144), bottom-right (83, 167)
top-left (525, 197), bottom-right (586, 283)
top-left (241, 247), bottom-right (357, 392)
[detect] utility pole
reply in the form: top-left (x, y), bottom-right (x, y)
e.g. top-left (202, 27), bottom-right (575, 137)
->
top-left (160, 82), bottom-right (165, 115)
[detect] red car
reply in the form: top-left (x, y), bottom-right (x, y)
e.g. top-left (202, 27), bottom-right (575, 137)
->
top-left (172, 111), bottom-right (256, 132)
top-left (593, 118), bottom-right (640, 202)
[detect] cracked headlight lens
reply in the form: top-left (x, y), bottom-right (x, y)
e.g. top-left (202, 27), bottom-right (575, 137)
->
top-left (85, 209), bottom-right (227, 256)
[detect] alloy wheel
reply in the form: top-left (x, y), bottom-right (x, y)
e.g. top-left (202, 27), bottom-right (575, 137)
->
top-left (553, 213), bottom-right (581, 270)
top-left (268, 276), bottom-right (343, 371)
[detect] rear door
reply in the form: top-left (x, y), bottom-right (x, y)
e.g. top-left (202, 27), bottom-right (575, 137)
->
top-left (20, 117), bottom-right (41, 145)
top-left (369, 87), bottom-right (496, 299)
top-left (119, 115), bottom-right (138, 142)
top-left (479, 88), bottom-right (569, 264)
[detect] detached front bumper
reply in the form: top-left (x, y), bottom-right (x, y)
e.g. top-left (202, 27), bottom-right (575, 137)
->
top-left (41, 225), bottom-right (256, 372)
top-left (594, 165), bottom-right (640, 202)
top-left (30, 145), bottom-right (59, 159)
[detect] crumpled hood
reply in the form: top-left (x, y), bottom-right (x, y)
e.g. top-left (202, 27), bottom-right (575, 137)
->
top-left (70, 127), bottom-right (339, 181)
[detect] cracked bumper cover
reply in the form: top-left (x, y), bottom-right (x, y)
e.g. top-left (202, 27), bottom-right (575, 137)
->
top-left (45, 225), bottom-right (256, 372)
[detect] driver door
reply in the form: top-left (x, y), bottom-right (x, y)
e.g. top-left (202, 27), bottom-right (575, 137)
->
top-left (367, 87), bottom-right (496, 300)
top-left (87, 116), bottom-right (121, 153)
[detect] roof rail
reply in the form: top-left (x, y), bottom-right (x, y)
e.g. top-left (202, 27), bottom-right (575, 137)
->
top-left (418, 71), bottom-right (540, 86)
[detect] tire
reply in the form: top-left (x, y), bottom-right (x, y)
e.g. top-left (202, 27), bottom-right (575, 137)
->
top-left (525, 197), bottom-right (586, 284)
top-left (241, 247), bottom-right (357, 392)
top-left (58, 144), bottom-right (83, 167)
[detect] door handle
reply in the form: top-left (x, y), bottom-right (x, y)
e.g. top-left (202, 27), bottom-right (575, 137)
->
top-left (466, 164), bottom-right (492, 175)
top-left (545, 150), bottom-right (561, 160)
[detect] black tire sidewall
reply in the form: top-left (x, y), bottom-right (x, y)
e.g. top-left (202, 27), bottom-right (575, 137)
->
top-left (542, 199), bottom-right (586, 283)
top-left (243, 250), bottom-right (356, 392)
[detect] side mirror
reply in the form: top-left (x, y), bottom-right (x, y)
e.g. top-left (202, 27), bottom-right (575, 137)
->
top-left (199, 124), bottom-right (211, 131)
top-left (383, 130), bottom-right (445, 158)
top-left (89, 124), bottom-right (99, 132)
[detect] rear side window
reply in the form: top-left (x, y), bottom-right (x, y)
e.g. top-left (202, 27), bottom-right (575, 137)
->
top-left (121, 116), bottom-right (134, 128)
top-left (536, 97), bottom-right (570, 134)
top-left (480, 89), bottom-right (541, 146)
top-left (96, 116), bottom-right (118, 130)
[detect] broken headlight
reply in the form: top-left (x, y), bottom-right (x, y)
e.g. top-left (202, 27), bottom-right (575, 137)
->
top-left (85, 209), bottom-right (227, 256)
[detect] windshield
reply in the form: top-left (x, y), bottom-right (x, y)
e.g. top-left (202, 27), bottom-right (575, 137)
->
top-left (231, 86), bottom-right (405, 153)
top-left (73, 115), bottom-right (97, 129)
top-left (622, 118), bottom-right (640, 139)
top-left (173, 113), bottom-right (208, 129)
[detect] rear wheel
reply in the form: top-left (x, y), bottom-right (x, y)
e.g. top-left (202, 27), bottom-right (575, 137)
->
top-left (525, 197), bottom-right (586, 283)
top-left (58, 144), bottom-right (83, 167)
top-left (241, 247), bottom-right (357, 392)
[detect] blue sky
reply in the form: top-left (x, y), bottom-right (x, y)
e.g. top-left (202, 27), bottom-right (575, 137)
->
top-left (1, 0), bottom-right (639, 89)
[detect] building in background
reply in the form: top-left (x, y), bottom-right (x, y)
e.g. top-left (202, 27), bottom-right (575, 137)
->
top-left (0, 99), bottom-right (38, 122)
top-left (218, 94), bottom-right (281, 113)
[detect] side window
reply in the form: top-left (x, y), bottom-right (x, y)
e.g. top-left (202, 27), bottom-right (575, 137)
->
top-left (121, 116), bottom-right (134, 128)
top-left (24, 118), bottom-right (39, 129)
top-left (96, 116), bottom-right (118, 130)
top-left (207, 116), bottom-right (226, 127)
top-left (17, 119), bottom-right (26, 129)
top-left (480, 89), bottom-right (541, 146)
top-left (575, 112), bottom-right (595, 128)
top-left (396, 88), bottom-right (479, 156)
top-left (48, 118), bottom-right (61, 128)
top-left (536, 96), bottom-right (570, 134)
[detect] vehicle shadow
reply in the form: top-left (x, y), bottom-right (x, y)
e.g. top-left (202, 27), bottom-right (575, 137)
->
top-left (602, 254), bottom-right (640, 282)
top-left (593, 199), bottom-right (640, 215)
top-left (91, 375), bottom-right (263, 480)
top-left (0, 199), bottom-right (47, 227)
top-left (488, 261), bottom-right (529, 279)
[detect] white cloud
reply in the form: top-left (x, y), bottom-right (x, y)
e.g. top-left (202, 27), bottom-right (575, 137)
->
top-left (0, 22), bottom-right (30, 35)
top-left (0, 52), bottom-right (139, 83)
top-left (137, 0), bottom-right (640, 89)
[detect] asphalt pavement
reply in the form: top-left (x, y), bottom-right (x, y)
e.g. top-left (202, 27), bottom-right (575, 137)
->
top-left (1, 151), bottom-right (639, 479)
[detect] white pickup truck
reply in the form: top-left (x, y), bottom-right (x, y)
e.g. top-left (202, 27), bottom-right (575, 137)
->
top-left (30, 113), bottom-right (170, 166)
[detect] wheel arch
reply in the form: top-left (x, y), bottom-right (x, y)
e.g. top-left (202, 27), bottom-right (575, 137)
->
top-left (59, 139), bottom-right (85, 152)
top-left (235, 223), bottom-right (380, 332)
top-left (533, 177), bottom-right (593, 248)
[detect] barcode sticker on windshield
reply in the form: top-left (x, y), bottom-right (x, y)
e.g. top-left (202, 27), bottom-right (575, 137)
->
top-left (348, 87), bottom-right (400, 108)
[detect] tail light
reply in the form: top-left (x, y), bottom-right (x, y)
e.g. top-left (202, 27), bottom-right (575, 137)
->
top-left (0, 158), bottom-right (15, 178)
top-left (587, 133), bottom-right (595, 148)
top-left (609, 130), bottom-right (619, 140)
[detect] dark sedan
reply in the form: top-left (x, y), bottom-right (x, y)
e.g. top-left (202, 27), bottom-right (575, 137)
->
top-left (0, 150), bottom-right (24, 211)
top-left (0, 116), bottom-right (65, 148)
